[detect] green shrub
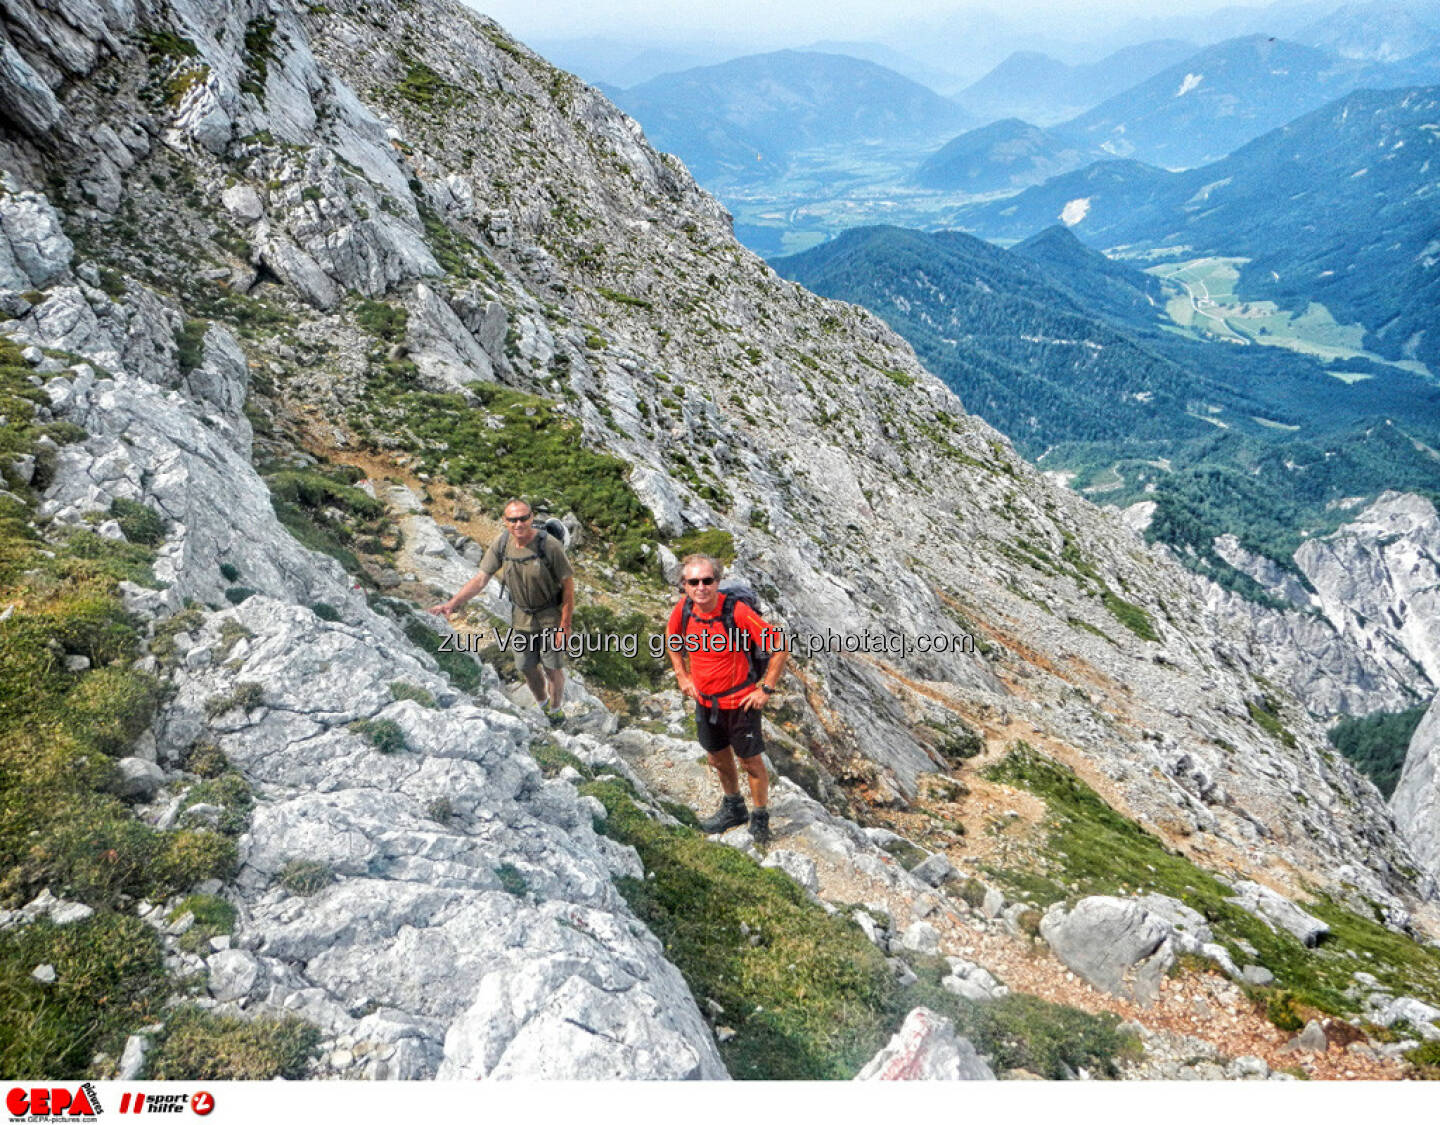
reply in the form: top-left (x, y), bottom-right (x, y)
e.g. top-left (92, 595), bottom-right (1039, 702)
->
top-left (181, 772), bottom-right (253, 835)
top-left (495, 862), bottom-right (527, 896)
top-left (351, 717), bottom-right (407, 754)
top-left (184, 741), bottom-right (230, 779)
top-left (935, 720), bottom-right (984, 764)
top-left (1405, 1039), bottom-right (1440, 1079)
top-left (426, 797), bottom-right (455, 823)
top-left (354, 299), bottom-right (408, 343)
top-left (958, 878), bottom-right (988, 909)
top-left (110, 498), bottom-right (167, 545)
top-left (1266, 989), bottom-right (1305, 1032)
top-left (174, 319), bottom-right (207, 374)
top-left (224, 586), bottom-right (257, 605)
top-left (150, 831), bottom-right (238, 896)
top-left (63, 667), bottom-right (162, 755)
top-left (149, 1008), bottom-right (319, 1079)
top-left (278, 859), bottom-right (333, 896)
top-left (219, 562), bottom-right (241, 582)
top-left (569, 604), bottom-right (665, 691)
top-left (310, 602), bottom-right (340, 622)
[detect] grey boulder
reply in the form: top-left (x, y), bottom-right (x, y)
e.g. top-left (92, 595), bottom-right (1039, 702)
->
top-left (1040, 895), bottom-right (1176, 1006)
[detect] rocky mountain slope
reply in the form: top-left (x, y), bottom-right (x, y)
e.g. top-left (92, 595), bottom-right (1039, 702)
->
top-left (2, 0), bottom-right (1440, 1082)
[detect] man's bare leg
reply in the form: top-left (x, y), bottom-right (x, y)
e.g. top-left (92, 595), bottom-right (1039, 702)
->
top-left (522, 665), bottom-right (547, 706)
top-left (739, 751), bottom-right (768, 808)
top-left (708, 747), bottom-right (741, 796)
top-left (544, 667), bottom-right (565, 710)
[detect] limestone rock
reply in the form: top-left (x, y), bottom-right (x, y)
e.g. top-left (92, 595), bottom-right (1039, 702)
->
top-left (854, 1008), bottom-right (995, 1080)
top-left (116, 757), bottom-right (165, 800)
top-left (0, 191), bottom-right (72, 289)
top-left (1040, 896), bottom-right (1176, 1006)
top-left (761, 849), bottom-right (819, 893)
top-left (1393, 693), bottom-right (1440, 883)
top-left (1227, 881), bottom-right (1330, 947)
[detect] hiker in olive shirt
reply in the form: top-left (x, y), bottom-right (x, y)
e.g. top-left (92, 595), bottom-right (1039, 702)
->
top-left (430, 499), bottom-right (574, 722)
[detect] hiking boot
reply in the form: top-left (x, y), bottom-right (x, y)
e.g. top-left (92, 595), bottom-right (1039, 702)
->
top-left (749, 807), bottom-right (770, 846)
top-left (699, 793), bottom-right (748, 834)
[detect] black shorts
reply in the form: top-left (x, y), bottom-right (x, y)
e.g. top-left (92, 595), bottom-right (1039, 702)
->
top-left (696, 704), bottom-right (765, 759)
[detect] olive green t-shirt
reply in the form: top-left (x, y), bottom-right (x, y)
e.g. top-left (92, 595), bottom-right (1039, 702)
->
top-left (479, 531), bottom-right (573, 631)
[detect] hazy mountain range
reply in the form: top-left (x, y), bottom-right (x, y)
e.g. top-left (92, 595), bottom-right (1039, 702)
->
top-left (608, 50), bottom-right (972, 183)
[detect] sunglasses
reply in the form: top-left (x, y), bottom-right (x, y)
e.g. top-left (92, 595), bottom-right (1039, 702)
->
top-left (684, 576), bottom-right (716, 586)
top-left (504, 515), bottom-right (532, 523)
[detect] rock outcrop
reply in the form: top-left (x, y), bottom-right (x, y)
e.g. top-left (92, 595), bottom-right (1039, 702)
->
top-left (1394, 694), bottom-right (1440, 883)
top-left (854, 1008), bottom-right (995, 1081)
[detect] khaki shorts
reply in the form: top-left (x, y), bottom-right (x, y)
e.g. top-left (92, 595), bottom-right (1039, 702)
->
top-left (515, 626), bottom-right (566, 676)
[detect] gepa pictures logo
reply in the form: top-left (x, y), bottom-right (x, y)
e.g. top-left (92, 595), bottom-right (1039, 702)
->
top-left (5, 1084), bottom-right (102, 1120)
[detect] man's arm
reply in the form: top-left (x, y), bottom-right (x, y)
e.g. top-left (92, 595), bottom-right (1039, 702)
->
top-left (739, 649), bottom-right (787, 710)
top-left (739, 609), bottom-right (788, 710)
top-left (556, 576), bottom-right (575, 640)
top-left (429, 569), bottom-right (493, 618)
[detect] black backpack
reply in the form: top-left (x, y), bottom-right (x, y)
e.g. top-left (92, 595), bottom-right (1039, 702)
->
top-left (496, 518), bottom-right (567, 611)
top-left (679, 580), bottom-right (772, 716)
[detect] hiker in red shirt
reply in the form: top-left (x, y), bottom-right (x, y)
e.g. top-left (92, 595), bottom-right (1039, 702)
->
top-left (666, 553), bottom-right (788, 844)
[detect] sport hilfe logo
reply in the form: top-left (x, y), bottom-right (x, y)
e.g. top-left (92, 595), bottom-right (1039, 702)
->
top-left (117, 1092), bottom-right (214, 1116)
top-left (5, 1085), bottom-right (102, 1120)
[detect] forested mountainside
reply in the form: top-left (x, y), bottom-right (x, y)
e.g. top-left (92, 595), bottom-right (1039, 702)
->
top-left (2, 0), bottom-right (1440, 1083)
top-left (955, 85), bottom-right (1440, 374)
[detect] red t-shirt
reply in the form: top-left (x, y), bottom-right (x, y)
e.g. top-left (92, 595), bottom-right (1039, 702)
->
top-left (666, 593), bottom-right (771, 708)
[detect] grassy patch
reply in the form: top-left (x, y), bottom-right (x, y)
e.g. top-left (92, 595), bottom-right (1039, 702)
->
top-left (983, 744), bottom-right (1440, 1017)
top-left (109, 498), bottom-right (167, 546)
top-left (389, 681), bottom-right (436, 708)
top-left (264, 465), bottom-right (393, 580)
top-left (596, 287), bottom-right (652, 310)
top-left (1247, 696), bottom-right (1297, 750)
top-left (168, 892), bottom-right (237, 955)
top-left (396, 58), bottom-right (459, 108)
top-left (1101, 590), bottom-right (1158, 643)
top-left (673, 528), bottom-right (736, 565)
top-left (0, 913), bottom-right (166, 1077)
top-left (205, 682), bottom-right (264, 720)
top-left (401, 617), bottom-right (486, 695)
top-left (149, 1008), bottom-right (319, 1079)
top-left (278, 859), bottom-right (333, 896)
top-left (582, 777), bottom-right (895, 1079)
top-left (180, 771), bottom-right (254, 835)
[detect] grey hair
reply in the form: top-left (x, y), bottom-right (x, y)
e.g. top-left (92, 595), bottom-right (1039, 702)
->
top-left (501, 498), bottom-right (533, 516)
top-left (679, 554), bottom-right (723, 586)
